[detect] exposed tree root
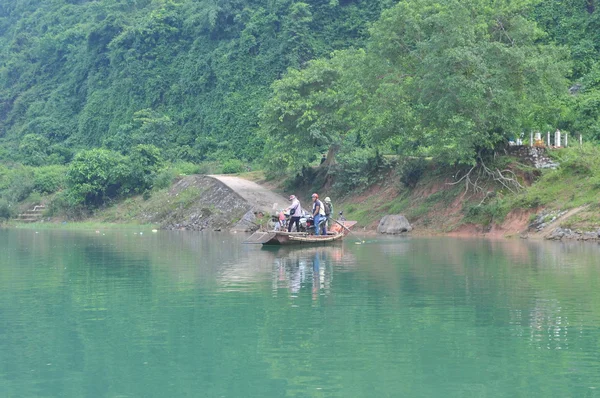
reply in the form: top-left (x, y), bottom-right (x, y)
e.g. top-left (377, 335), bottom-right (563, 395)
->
top-left (448, 157), bottom-right (524, 204)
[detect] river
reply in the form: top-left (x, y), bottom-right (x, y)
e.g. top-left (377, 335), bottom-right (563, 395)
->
top-left (1, 228), bottom-right (599, 397)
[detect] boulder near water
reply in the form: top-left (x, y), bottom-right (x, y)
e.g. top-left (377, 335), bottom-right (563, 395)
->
top-left (377, 215), bottom-right (413, 234)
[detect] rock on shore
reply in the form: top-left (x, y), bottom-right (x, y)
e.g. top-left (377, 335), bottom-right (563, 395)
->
top-left (545, 227), bottom-right (600, 241)
top-left (377, 215), bottom-right (413, 234)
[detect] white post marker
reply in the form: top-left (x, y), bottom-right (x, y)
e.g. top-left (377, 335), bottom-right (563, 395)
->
top-left (565, 133), bottom-right (568, 147)
top-left (555, 129), bottom-right (561, 147)
top-left (530, 132), bottom-right (533, 147)
top-left (547, 131), bottom-right (551, 147)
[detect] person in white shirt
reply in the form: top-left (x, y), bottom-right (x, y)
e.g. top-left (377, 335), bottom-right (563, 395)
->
top-left (286, 195), bottom-right (302, 232)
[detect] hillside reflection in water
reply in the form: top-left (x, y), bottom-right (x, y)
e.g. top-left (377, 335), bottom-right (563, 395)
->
top-left (1, 229), bottom-right (600, 397)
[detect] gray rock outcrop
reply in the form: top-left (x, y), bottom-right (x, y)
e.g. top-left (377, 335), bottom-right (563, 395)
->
top-left (545, 227), bottom-right (600, 241)
top-left (377, 215), bottom-right (413, 234)
top-left (140, 175), bottom-right (285, 232)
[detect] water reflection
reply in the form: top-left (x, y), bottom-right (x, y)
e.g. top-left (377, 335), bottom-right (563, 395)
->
top-left (3, 230), bottom-right (600, 397)
top-left (268, 246), bottom-right (350, 301)
top-left (528, 298), bottom-right (570, 350)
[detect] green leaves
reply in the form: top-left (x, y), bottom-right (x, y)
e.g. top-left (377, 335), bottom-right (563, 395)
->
top-left (65, 146), bottom-right (164, 206)
top-left (0, 0), bottom-right (391, 169)
top-left (258, 48), bottom-right (371, 173)
top-left (0, 0), bottom-right (584, 196)
top-left (259, 0), bottom-right (570, 173)
top-left (367, 0), bottom-right (569, 164)
top-left (66, 149), bottom-right (126, 206)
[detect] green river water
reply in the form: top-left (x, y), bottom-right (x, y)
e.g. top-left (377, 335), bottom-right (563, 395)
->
top-left (1, 228), bottom-right (600, 397)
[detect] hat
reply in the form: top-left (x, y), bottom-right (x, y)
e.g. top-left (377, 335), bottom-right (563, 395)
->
top-left (324, 197), bottom-right (331, 203)
top-left (289, 194), bottom-right (296, 201)
top-left (311, 193), bottom-right (318, 199)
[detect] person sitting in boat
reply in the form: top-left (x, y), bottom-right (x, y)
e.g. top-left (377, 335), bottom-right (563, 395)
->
top-left (311, 193), bottom-right (327, 236)
top-left (285, 195), bottom-right (302, 232)
top-left (274, 210), bottom-right (286, 231)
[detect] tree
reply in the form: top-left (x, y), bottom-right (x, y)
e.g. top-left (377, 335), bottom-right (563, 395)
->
top-left (258, 49), bottom-right (370, 174)
top-left (122, 144), bottom-right (164, 194)
top-left (368, 0), bottom-right (569, 165)
top-left (66, 148), bottom-right (127, 206)
top-left (103, 109), bottom-right (174, 153)
top-left (259, 0), bottom-right (570, 174)
top-left (282, 2), bottom-right (314, 68)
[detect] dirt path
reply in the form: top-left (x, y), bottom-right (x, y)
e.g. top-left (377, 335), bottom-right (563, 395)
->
top-left (208, 175), bottom-right (289, 214)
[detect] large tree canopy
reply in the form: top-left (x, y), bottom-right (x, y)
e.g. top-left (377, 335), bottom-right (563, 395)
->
top-left (368, 0), bottom-right (570, 164)
top-left (258, 48), bottom-right (373, 172)
top-left (260, 0), bottom-right (570, 173)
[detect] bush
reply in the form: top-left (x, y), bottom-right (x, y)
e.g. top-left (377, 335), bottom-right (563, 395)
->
top-left (196, 161), bottom-right (221, 175)
top-left (172, 161), bottom-right (203, 175)
top-left (66, 146), bottom-right (168, 205)
top-left (463, 199), bottom-right (509, 226)
top-left (550, 144), bottom-right (600, 176)
top-left (47, 145), bottom-right (74, 165)
top-left (560, 155), bottom-right (594, 176)
top-left (5, 168), bottom-right (35, 202)
top-left (19, 134), bottom-right (49, 166)
top-left (66, 149), bottom-right (127, 206)
top-left (0, 198), bottom-right (13, 220)
top-left (121, 144), bottom-right (164, 194)
top-left (221, 159), bottom-right (244, 174)
top-left (33, 165), bottom-right (67, 194)
top-left (25, 191), bottom-right (42, 205)
top-left (46, 191), bottom-right (67, 217)
top-left (153, 169), bottom-right (177, 190)
top-left (47, 191), bottom-right (89, 219)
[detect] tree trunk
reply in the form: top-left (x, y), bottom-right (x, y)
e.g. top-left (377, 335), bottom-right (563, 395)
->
top-left (321, 144), bottom-right (339, 168)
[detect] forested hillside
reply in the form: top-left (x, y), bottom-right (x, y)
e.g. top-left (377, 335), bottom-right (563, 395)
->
top-left (1, 0), bottom-right (600, 219)
top-left (0, 0), bottom-right (391, 164)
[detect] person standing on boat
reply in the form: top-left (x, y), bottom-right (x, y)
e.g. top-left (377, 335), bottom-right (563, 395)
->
top-left (311, 193), bottom-right (326, 236)
top-left (286, 195), bottom-right (302, 232)
top-left (324, 197), bottom-right (333, 231)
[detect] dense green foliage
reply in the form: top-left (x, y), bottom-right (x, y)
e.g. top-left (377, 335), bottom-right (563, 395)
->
top-left (0, 0), bottom-right (390, 164)
top-left (260, 0), bottom-right (571, 174)
top-left (0, 0), bottom-right (391, 211)
top-left (65, 146), bottom-right (163, 206)
top-left (1, 0), bottom-right (600, 214)
top-left (0, 163), bottom-right (68, 216)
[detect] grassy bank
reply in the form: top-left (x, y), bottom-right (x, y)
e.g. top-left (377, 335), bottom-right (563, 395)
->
top-left (4, 145), bottom-right (600, 237)
top-left (320, 144), bottom-right (600, 235)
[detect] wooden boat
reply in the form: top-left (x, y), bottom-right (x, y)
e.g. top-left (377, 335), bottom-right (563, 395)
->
top-left (244, 220), bottom-right (357, 245)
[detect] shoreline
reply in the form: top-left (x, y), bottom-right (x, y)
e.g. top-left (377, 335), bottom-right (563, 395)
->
top-left (4, 220), bottom-right (595, 244)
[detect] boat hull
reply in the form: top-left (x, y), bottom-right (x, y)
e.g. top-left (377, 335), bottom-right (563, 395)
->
top-left (244, 221), bottom-right (357, 245)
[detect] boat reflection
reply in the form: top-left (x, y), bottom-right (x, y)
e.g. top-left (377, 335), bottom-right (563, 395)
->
top-left (267, 245), bottom-right (352, 301)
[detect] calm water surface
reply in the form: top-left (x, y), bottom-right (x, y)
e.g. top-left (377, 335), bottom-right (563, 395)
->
top-left (1, 228), bottom-right (600, 397)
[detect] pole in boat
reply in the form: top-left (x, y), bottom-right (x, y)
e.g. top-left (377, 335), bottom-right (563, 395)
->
top-left (334, 219), bottom-right (365, 244)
